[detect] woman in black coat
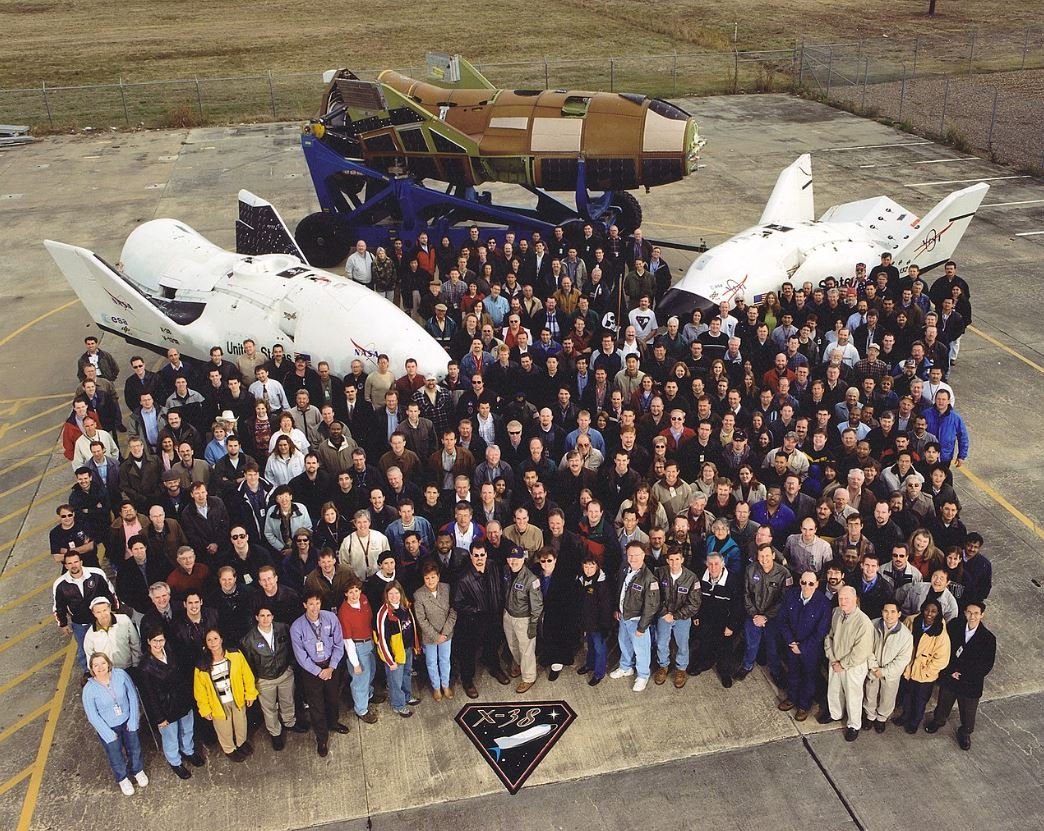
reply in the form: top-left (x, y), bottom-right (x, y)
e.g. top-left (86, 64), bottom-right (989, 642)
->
top-left (534, 547), bottom-right (580, 680)
top-left (138, 626), bottom-right (203, 779)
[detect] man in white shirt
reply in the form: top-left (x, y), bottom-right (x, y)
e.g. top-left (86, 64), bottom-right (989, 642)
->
top-left (345, 240), bottom-right (374, 285)
top-left (249, 366), bottom-right (290, 413)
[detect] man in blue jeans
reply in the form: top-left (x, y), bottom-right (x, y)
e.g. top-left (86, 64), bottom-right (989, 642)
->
top-left (736, 543), bottom-right (791, 685)
top-left (53, 550), bottom-right (118, 676)
top-left (653, 549), bottom-right (701, 689)
top-left (609, 541), bottom-right (660, 692)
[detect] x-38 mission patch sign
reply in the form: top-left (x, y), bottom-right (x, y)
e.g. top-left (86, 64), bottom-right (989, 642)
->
top-left (455, 701), bottom-right (577, 794)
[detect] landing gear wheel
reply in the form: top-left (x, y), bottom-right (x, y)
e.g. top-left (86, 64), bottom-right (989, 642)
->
top-left (295, 212), bottom-right (350, 268)
top-left (611, 191), bottom-right (643, 236)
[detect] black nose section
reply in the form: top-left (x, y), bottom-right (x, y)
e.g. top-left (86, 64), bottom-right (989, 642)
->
top-left (658, 288), bottom-right (715, 320)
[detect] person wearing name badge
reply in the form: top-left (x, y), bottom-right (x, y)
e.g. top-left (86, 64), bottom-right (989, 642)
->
top-left (193, 627), bottom-right (257, 763)
top-left (82, 652), bottom-right (149, 796)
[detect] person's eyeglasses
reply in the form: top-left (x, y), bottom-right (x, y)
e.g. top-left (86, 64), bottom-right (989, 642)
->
top-left (671, 416), bottom-right (684, 421)
top-left (295, 538), bottom-right (309, 543)
top-left (472, 380), bottom-right (483, 385)
top-left (59, 513), bottom-right (74, 518)
top-left (231, 533), bottom-right (247, 540)
top-left (539, 559), bottom-right (554, 563)
top-left (508, 430), bottom-right (521, 435)
top-left (799, 580), bottom-right (816, 586)
top-left (471, 553), bottom-right (486, 558)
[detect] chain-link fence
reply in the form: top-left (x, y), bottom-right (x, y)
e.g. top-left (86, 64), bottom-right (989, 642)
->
top-left (2, 29), bottom-right (1043, 173)
top-left (800, 29), bottom-right (1044, 170)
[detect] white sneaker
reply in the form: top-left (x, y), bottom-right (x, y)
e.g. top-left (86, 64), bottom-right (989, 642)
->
top-left (632, 677), bottom-right (649, 692)
top-left (118, 779), bottom-right (135, 796)
top-left (134, 771), bottom-right (149, 787)
top-left (609, 667), bottom-right (635, 680)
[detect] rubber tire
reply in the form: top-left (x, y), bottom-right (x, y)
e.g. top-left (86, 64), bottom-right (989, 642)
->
top-left (611, 190), bottom-right (643, 235)
top-left (295, 212), bottom-right (351, 268)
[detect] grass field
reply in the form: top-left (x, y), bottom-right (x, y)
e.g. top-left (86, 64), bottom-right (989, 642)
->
top-left (1, 0), bottom-right (1043, 89)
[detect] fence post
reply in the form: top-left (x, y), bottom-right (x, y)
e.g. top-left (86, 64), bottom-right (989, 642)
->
top-left (42, 82), bottom-right (54, 130)
top-left (912, 36), bottom-right (920, 80)
top-left (861, 57), bottom-right (869, 111)
top-left (940, 76), bottom-right (949, 135)
top-left (195, 77), bottom-right (204, 122)
top-left (986, 87), bottom-right (999, 153)
top-left (898, 64), bottom-right (907, 121)
top-left (119, 78), bottom-right (130, 127)
top-left (609, 58), bottom-right (615, 92)
top-left (825, 47), bottom-right (833, 97)
top-left (798, 40), bottom-right (805, 87)
top-left (543, 61), bottom-right (549, 90)
top-left (268, 71), bottom-right (277, 118)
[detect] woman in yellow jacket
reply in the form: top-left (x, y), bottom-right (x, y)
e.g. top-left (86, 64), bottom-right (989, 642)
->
top-left (896, 599), bottom-right (950, 734)
top-left (193, 627), bottom-right (258, 762)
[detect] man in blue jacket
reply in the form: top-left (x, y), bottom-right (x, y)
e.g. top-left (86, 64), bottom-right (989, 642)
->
top-left (922, 389), bottom-right (969, 468)
top-left (777, 570), bottom-right (833, 721)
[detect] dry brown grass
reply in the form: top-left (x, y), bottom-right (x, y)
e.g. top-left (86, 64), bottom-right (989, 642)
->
top-left (1, 0), bottom-right (1042, 89)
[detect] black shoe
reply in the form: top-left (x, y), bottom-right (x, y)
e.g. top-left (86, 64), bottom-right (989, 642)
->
top-left (891, 714), bottom-right (906, 726)
top-left (924, 721), bottom-right (941, 734)
top-left (720, 675), bottom-right (733, 689)
top-left (171, 763), bottom-right (191, 780)
top-left (492, 670), bottom-right (511, 686)
top-left (844, 727), bottom-right (859, 742)
top-left (588, 675), bottom-right (603, 687)
top-left (240, 740), bottom-right (254, 756)
top-left (734, 667), bottom-right (751, 681)
top-left (184, 752), bottom-right (205, 767)
top-left (861, 716), bottom-right (873, 731)
top-left (816, 711), bottom-right (836, 725)
top-left (370, 692), bottom-right (388, 705)
top-left (958, 728), bottom-right (971, 750)
top-left (576, 665), bottom-right (590, 676)
top-left (289, 722), bottom-right (310, 734)
top-left (905, 724), bottom-right (918, 735)
top-left (317, 742), bottom-right (329, 758)
top-left (688, 664), bottom-right (709, 677)
top-left (80, 672), bottom-right (91, 689)
top-left (226, 749), bottom-right (245, 763)
top-left (874, 721), bottom-right (887, 734)
top-left (548, 669), bottom-right (560, 682)
top-left (464, 684), bottom-right (479, 699)
top-left (334, 722), bottom-right (351, 734)
top-left (271, 731), bottom-right (286, 751)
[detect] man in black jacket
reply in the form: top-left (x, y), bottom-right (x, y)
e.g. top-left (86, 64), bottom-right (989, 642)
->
top-left (240, 604), bottom-right (306, 750)
top-left (924, 599), bottom-right (997, 750)
top-left (451, 540), bottom-right (511, 698)
top-left (691, 550), bottom-right (744, 687)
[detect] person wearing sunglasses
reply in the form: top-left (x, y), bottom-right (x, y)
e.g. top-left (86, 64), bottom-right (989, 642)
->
top-left (776, 570), bottom-right (833, 721)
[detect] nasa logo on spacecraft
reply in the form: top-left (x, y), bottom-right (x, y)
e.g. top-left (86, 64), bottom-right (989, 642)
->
top-left (44, 191), bottom-right (451, 379)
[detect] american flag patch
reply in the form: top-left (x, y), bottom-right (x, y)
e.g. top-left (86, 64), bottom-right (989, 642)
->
top-left (752, 292), bottom-right (767, 305)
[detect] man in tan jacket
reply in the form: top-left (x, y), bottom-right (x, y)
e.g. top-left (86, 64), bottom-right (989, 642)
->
top-left (823, 586), bottom-right (874, 741)
top-left (862, 601), bottom-right (913, 732)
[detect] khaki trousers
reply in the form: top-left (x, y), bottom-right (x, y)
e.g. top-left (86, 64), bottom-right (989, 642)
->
top-left (503, 612), bottom-right (537, 683)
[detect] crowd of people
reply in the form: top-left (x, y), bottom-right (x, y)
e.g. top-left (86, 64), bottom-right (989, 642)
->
top-left (52, 225), bottom-right (997, 796)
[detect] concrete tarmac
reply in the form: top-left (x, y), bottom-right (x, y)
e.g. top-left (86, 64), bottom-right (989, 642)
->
top-left (0, 94), bottom-right (1042, 830)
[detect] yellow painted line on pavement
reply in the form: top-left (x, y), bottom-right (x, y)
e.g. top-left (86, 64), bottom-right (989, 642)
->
top-left (0, 394), bottom-right (71, 405)
top-left (0, 451), bottom-right (55, 482)
top-left (0, 465), bottom-right (63, 502)
top-left (0, 580), bottom-right (52, 616)
top-left (0, 617), bottom-right (54, 656)
top-left (0, 423), bottom-right (63, 455)
top-left (0, 299), bottom-right (78, 349)
top-left (0, 551), bottom-right (54, 582)
top-left (0, 482), bottom-right (69, 527)
top-left (17, 645), bottom-right (76, 831)
top-left (0, 402), bottom-right (73, 440)
top-left (0, 702), bottom-right (50, 745)
top-left (967, 325), bottom-right (1044, 375)
top-left (0, 765), bottom-right (33, 798)
top-left (0, 647), bottom-right (66, 696)
top-left (958, 465), bottom-right (1044, 541)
